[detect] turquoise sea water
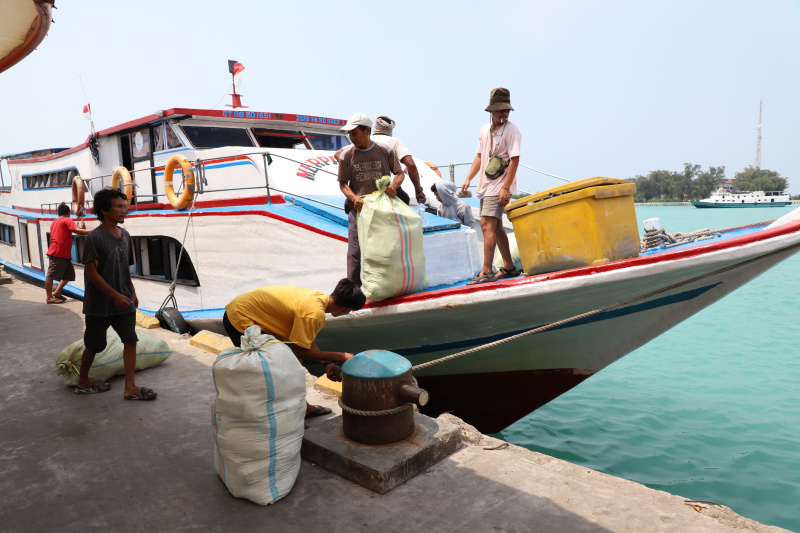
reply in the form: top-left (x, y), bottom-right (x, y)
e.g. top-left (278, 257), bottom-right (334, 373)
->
top-left (498, 205), bottom-right (800, 531)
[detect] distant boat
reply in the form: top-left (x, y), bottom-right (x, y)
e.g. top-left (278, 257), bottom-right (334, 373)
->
top-left (0, 0), bottom-right (54, 75)
top-left (691, 187), bottom-right (792, 208)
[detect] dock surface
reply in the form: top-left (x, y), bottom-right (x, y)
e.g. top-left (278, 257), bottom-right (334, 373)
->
top-left (0, 278), bottom-right (790, 533)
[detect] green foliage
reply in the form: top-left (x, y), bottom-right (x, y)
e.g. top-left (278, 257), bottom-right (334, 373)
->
top-left (631, 163), bottom-right (726, 202)
top-left (732, 166), bottom-right (788, 192)
top-left (459, 190), bottom-right (472, 198)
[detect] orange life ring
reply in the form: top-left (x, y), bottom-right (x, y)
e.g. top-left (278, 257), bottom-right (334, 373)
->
top-left (164, 155), bottom-right (195, 210)
top-left (110, 166), bottom-right (134, 207)
top-left (425, 161), bottom-right (442, 178)
top-left (71, 175), bottom-right (85, 216)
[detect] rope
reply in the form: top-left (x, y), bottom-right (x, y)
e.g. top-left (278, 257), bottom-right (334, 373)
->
top-left (338, 397), bottom-right (411, 417)
top-left (411, 243), bottom-right (799, 372)
top-left (156, 172), bottom-right (199, 316)
top-left (337, 376), bottom-right (419, 417)
top-left (639, 219), bottom-right (777, 253)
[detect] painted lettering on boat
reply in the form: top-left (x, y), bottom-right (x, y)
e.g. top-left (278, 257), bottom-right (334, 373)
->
top-left (296, 156), bottom-right (338, 180)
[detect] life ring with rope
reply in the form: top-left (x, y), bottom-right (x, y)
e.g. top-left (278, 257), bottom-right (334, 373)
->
top-left (110, 166), bottom-right (135, 207)
top-left (71, 175), bottom-right (85, 216)
top-left (164, 155), bottom-right (195, 210)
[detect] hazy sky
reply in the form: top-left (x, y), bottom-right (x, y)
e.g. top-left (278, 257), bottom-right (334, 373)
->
top-left (2, 0), bottom-right (798, 193)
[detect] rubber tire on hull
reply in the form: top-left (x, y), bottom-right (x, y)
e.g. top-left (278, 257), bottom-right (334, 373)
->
top-left (157, 307), bottom-right (191, 334)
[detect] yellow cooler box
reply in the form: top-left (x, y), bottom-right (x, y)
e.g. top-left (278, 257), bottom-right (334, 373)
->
top-left (505, 177), bottom-right (639, 275)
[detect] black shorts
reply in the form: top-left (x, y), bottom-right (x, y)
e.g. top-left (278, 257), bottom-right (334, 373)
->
top-left (46, 255), bottom-right (76, 281)
top-left (84, 312), bottom-right (138, 353)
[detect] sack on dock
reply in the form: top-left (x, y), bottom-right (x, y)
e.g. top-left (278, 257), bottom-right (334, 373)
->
top-left (492, 232), bottom-right (524, 273)
top-left (211, 325), bottom-right (306, 505)
top-left (54, 330), bottom-right (171, 386)
top-left (357, 176), bottom-right (428, 301)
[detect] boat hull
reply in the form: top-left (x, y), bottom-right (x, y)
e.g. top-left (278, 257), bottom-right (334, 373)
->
top-left (691, 201), bottom-right (792, 208)
top-left (314, 226), bottom-right (800, 432)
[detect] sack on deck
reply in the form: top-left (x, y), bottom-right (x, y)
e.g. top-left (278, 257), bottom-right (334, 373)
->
top-left (211, 325), bottom-right (306, 505)
top-left (492, 232), bottom-right (524, 273)
top-left (357, 176), bottom-right (428, 301)
top-left (54, 330), bottom-right (171, 386)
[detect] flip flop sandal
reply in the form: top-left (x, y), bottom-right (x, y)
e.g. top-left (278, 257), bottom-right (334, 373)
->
top-left (467, 272), bottom-right (495, 285)
top-left (305, 405), bottom-right (332, 418)
top-left (124, 387), bottom-right (158, 401)
top-left (75, 380), bottom-right (111, 394)
top-left (494, 267), bottom-right (521, 280)
top-left (46, 299), bottom-right (66, 304)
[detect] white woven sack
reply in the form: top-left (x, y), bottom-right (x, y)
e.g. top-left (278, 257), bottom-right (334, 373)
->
top-left (492, 232), bottom-right (524, 273)
top-left (357, 176), bottom-right (428, 301)
top-left (211, 325), bottom-right (306, 505)
top-left (54, 330), bottom-right (171, 386)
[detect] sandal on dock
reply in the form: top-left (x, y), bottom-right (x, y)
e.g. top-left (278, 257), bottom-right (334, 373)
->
top-left (124, 387), bottom-right (157, 401)
top-left (75, 380), bottom-right (111, 394)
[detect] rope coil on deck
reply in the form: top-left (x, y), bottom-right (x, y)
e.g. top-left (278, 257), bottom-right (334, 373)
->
top-left (640, 228), bottom-right (720, 252)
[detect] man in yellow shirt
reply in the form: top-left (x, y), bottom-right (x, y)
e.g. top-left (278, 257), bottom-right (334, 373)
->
top-left (222, 278), bottom-right (366, 417)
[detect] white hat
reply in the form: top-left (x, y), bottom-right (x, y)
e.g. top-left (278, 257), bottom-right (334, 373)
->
top-left (340, 113), bottom-right (373, 132)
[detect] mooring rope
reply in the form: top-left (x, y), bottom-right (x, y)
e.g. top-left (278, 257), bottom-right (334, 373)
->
top-left (411, 242), bottom-right (798, 372)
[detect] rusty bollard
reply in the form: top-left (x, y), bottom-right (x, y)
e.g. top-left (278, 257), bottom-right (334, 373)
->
top-left (340, 350), bottom-right (429, 445)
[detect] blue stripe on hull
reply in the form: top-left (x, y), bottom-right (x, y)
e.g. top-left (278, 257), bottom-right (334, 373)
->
top-left (392, 283), bottom-right (720, 357)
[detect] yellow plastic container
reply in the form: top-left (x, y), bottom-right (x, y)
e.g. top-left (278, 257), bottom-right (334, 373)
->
top-left (505, 177), bottom-right (639, 275)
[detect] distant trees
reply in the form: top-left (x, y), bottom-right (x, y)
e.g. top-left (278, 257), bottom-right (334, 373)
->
top-left (631, 164), bottom-right (725, 202)
top-left (631, 164), bottom-right (790, 202)
top-left (732, 166), bottom-right (788, 193)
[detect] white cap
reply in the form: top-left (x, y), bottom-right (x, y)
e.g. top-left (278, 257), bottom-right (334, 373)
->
top-left (340, 113), bottom-right (373, 132)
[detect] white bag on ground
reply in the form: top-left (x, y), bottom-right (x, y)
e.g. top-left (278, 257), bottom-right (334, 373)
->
top-left (54, 330), bottom-right (171, 386)
top-left (493, 232), bottom-right (524, 272)
top-left (357, 176), bottom-right (428, 300)
top-left (211, 325), bottom-right (306, 505)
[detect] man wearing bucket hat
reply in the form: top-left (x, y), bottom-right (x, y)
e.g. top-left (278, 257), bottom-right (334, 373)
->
top-left (460, 87), bottom-right (522, 284)
top-left (337, 113), bottom-right (405, 286)
top-left (336, 116), bottom-right (426, 206)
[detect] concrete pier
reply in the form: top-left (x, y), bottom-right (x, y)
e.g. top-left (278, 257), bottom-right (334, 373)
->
top-left (0, 278), bottom-right (791, 532)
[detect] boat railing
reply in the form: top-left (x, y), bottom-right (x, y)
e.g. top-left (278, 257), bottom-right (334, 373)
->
top-left (52, 153), bottom-right (572, 215)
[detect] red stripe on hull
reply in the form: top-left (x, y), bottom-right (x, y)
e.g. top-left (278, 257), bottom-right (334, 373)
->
top-left (416, 368), bottom-right (592, 434)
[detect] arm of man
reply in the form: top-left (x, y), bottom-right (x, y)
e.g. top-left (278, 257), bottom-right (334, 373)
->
top-left (385, 149), bottom-right (404, 198)
top-left (288, 342), bottom-right (352, 381)
top-left (401, 155), bottom-right (426, 203)
top-left (339, 181), bottom-right (363, 211)
top-left (460, 153), bottom-right (482, 197)
top-left (72, 228), bottom-right (91, 236)
top-left (498, 156), bottom-right (520, 206)
top-left (85, 260), bottom-right (132, 310)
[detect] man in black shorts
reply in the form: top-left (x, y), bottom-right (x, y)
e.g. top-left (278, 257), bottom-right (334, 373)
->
top-left (75, 188), bottom-right (157, 401)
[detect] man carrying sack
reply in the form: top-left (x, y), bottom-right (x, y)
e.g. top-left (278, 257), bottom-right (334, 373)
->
top-left (337, 113), bottom-right (405, 286)
top-left (460, 87), bottom-right (522, 284)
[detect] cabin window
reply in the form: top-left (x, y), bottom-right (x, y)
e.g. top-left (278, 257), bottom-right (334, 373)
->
top-left (131, 128), bottom-right (151, 159)
top-left (305, 132), bottom-right (350, 151)
top-left (181, 126), bottom-right (254, 149)
top-left (0, 223), bottom-right (15, 245)
top-left (131, 235), bottom-right (199, 286)
top-left (253, 129), bottom-right (309, 149)
top-left (21, 167), bottom-right (80, 190)
top-left (153, 122), bottom-right (184, 152)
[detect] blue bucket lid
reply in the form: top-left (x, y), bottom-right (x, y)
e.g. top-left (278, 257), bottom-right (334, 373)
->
top-left (342, 350), bottom-right (411, 379)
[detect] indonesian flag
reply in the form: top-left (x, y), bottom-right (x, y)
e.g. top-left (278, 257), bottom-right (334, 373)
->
top-left (233, 62), bottom-right (245, 93)
top-left (83, 103), bottom-right (91, 120)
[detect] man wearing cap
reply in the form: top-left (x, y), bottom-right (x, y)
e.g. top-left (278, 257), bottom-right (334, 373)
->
top-left (460, 88), bottom-right (522, 284)
top-left (335, 116), bottom-right (426, 206)
top-left (338, 113), bottom-right (405, 286)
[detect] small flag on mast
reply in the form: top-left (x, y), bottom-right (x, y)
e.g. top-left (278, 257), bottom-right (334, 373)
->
top-left (232, 62), bottom-right (245, 93)
top-left (83, 103), bottom-right (91, 120)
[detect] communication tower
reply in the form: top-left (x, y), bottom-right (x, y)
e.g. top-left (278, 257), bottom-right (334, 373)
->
top-left (754, 98), bottom-right (762, 169)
